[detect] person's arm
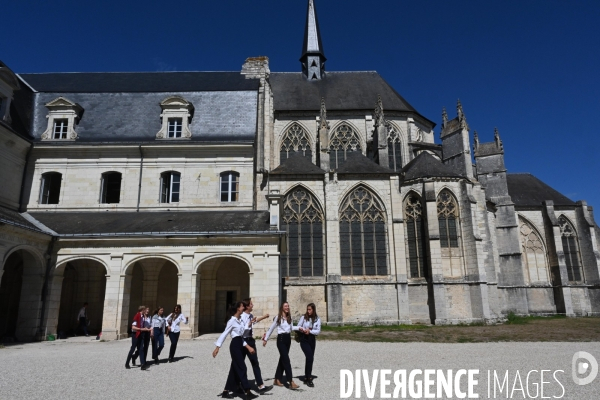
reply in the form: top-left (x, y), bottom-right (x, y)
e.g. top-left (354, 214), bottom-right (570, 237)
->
top-left (213, 319), bottom-right (235, 357)
top-left (182, 314), bottom-right (189, 325)
top-left (310, 318), bottom-right (321, 336)
top-left (255, 314), bottom-right (270, 323)
top-left (292, 316), bottom-right (303, 331)
top-left (262, 318), bottom-right (278, 345)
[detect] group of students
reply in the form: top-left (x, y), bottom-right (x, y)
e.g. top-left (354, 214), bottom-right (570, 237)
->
top-left (125, 304), bottom-right (188, 370)
top-left (213, 299), bottom-right (321, 399)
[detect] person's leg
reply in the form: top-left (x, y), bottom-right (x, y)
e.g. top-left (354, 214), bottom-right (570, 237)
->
top-left (245, 338), bottom-right (264, 387)
top-left (139, 333), bottom-right (147, 365)
top-left (157, 330), bottom-right (164, 358)
top-left (276, 335), bottom-right (292, 384)
top-left (229, 339), bottom-right (251, 390)
top-left (274, 336), bottom-right (285, 382)
top-left (169, 332), bottom-right (180, 360)
top-left (151, 329), bottom-right (158, 360)
top-left (132, 335), bottom-right (142, 364)
top-left (282, 334), bottom-right (294, 384)
top-left (300, 337), bottom-right (312, 379)
top-left (125, 336), bottom-right (137, 367)
top-left (224, 362), bottom-right (239, 392)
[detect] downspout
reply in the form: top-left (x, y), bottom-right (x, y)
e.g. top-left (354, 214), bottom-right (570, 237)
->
top-left (18, 142), bottom-right (34, 212)
top-left (136, 145), bottom-right (144, 212)
top-left (38, 236), bottom-right (57, 340)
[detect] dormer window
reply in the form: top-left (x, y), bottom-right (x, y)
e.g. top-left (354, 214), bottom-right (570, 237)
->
top-left (168, 118), bottom-right (183, 138)
top-left (41, 97), bottom-right (84, 141)
top-left (53, 119), bottom-right (69, 139)
top-left (156, 96), bottom-right (194, 139)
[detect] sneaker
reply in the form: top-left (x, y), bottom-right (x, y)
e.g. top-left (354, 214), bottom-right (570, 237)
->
top-left (258, 385), bottom-right (273, 394)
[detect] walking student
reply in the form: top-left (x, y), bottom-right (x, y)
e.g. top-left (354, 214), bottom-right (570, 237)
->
top-left (151, 306), bottom-right (166, 364)
top-left (213, 301), bottom-right (259, 400)
top-left (294, 303), bottom-right (321, 387)
top-left (77, 302), bottom-right (89, 337)
top-left (132, 307), bottom-right (152, 370)
top-left (262, 302), bottom-right (299, 390)
top-left (241, 298), bottom-right (272, 394)
top-left (165, 304), bottom-right (188, 362)
top-left (125, 305), bottom-right (151, 370)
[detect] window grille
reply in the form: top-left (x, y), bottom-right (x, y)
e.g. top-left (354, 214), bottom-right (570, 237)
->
top-left (329, 124), bottom-right (361, 169)
top-left (519, 217), bottom-right (550, 283)
top-left (559, 216), bottom-right (583, 282)
top-left (167, 118), bottom-right (183, 138)
top-left (220, 172), bottom-right (239, 202)
top-left (53, 119), bottom-right (69, 139)
top-left (160, 171), bottom-right (180, 203)
top-left (280, 123), bottom-right (312, 163)
top-left (387, 124), bottom-right (402, 171)
top-left (405, 194), bottom-right (427, 278)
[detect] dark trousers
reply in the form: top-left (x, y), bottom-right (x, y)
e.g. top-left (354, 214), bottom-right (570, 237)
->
top-left (126, 334), bottom-right (144, 365)
top-left (133, 332), bottom-right (149, 365)
top-left (274, 333), bottom-right (293, 384)
top-left (168, 331), bottom-right (180, 359)
top-left (243, 337), bottom-right (263, 386)
top-left (300, 334), bottom-right (316, 379)
top-left (151, 328), bottom-right (164, 360)
top-left (78, 317), bottom-right (88, 335)
top-left (225, 337), bottom-right (251, 392)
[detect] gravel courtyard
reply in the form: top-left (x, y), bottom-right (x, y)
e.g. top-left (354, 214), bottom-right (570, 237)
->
top-left (1, 337), bottom-right (599, 399)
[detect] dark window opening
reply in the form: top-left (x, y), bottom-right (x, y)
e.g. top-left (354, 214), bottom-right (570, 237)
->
top-left (100, 172), bottom-right (122, 204)
top-left (40, 172), bottom-right (62, 204)
top-left (220, 172), bottom-right (239, 202)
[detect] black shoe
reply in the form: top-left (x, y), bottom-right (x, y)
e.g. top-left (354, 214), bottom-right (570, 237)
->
top-left (168, 358), bottom-right (173, 363)
top-left (141, 364), bottom-right (149, 371)
top-left (258, 385), bottom-right (273, 394)
top-left (132, 359), bottom-right (136, 366)
top-left (125, 363), bottom-right (131, 369)
top-left (306, 379), bottom-right (314, 388)
top-left (244, 390), bottom-right (259, 400)
top-left (221, 391), bottom-right (234, 399)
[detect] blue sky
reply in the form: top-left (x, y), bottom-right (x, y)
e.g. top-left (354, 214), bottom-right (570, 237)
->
top-left (3, 0), bottom-right (600, 206)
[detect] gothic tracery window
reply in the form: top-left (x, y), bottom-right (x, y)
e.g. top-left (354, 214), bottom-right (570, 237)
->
top-left (387, 123), bottom-right (403, 171)
top-left (437, 190), bottom-right (463, 277)
top-left (280, 187), bottom-right (324, 277)
top-left (558, 216), bottom-right (583, 282)
top-left (280, 123), bottom-right (312, 163)
top-left (339, 186), bottom-right (388, 276)
top-left (329, 123), bottom-right (361, 169)
top-left (405, 194), bottom-right (428, 278)
top-left (519, 217), bottom-right (550, 283)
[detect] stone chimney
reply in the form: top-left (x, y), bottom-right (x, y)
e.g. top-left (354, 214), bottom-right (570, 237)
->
top-left (241, 56), bottom-right (270, 79)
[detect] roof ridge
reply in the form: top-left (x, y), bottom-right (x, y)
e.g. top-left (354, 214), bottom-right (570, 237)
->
top-left (18, 70), bottom-right (242, 75)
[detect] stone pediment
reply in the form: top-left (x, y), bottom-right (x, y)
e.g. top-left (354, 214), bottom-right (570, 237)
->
top-left (160, 95), bottom-right (194, 110)
top-left (45, 97), bottom-right (84, 114)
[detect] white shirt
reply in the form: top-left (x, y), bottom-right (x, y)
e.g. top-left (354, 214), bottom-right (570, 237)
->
top-left (264, 316), bottom-right (294, 341)
top-left (166, 313), bottom-right (188, 333)
top-left (77, 307), bottom-right (87, 319)
top-left (241, 312), bottom-right (255, 338)
top-left (295, 316), bottom-right (321, 335)
top-left (215, 316), bottom-right (248, 348)
top-left (152, 314), bottom-right (166, 332)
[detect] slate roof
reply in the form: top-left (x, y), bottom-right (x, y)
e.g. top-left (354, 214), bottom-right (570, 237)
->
top-left (270, 153), bottom-right (325, 175)
top-left (27, 211), bottom-right (273, 236)
top-left (0, 207), bottom-right (47, 234)
top-left (335, 151), bottom-right (395, 174)
top-left (506, 173), bottom-right (576, 207)
top-left (270, 72), bottom-right (434, 124)
top-left (401, 152), bottom-right (463, 181)
top-left (474, 142), bottom-right (503, 157)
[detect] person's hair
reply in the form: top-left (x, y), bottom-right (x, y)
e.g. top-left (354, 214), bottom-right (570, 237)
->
top-left (276, 302), bottom-right (291, 326)
top-left (242, 298), bottom-right (252, 308)
top-left (153, 306), bottom-right (163, 316)
top-left (138, 305), bottom-right (146, 312)
top-left (225, 301), bottom-right (246, 322)
top-left (304, 303), bottom-right (318, 324)
top-left (172, 304), bottom-right (182, 319)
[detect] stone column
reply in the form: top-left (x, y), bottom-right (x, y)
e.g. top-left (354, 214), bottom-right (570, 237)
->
top-left (324, 174), bottom-right (342, 324)
top-left (42, 274), bottom-right (63, 337)
top-left (178, 253), bottom-right (195, 339)
top-left (390, 176), bottom-right (410, 324)
top-left (101, 254), bottom-right (123, 340)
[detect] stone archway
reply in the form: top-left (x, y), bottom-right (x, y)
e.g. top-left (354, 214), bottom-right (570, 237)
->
top-left (0, 249), bottom-right (44, 341)
top-left (119, 258), bottom-right (179, 337)
top-left (196, 257), bottom-right (250, 334)
top-left (56, 259), bottom-right (107, 337)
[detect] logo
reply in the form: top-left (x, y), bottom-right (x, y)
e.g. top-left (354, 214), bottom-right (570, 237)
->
top-left (572, 351), bottom-right (598, 386)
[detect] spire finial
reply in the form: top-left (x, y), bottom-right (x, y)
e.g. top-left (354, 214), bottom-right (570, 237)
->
top-left (494, 127), bottom-right (503, 150)
top-left (319, 97), bottom-right (329, 130)
top-left (473, 130), bottom-right (479, 150)
top-left (457, 99), bottom-right (469, 130)
top-left (374, 95), bottom-right (385, 127)
top-left (442, 107), bottom-right (448, 126)
top-left (301, 0), bottom-right (326, 80)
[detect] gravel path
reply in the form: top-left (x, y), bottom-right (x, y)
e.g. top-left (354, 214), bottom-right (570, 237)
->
top-left (0, 337), bottom-right (599, 399)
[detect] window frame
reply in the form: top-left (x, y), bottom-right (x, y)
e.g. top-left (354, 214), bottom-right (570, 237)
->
top-left (558, 216), bottom-right (584, 283)
top-left (100, 172), bottom-right (122, 204)
top-left (167, 118), bottom-right (183, 138)
top-left (160, 171), bottom-right (181, 204)
top-left (53, 119), bottom-right (69, 139)
top-left (404, 193), bottom-right (428, 279)
top-left (39, 172), bottom-right (62, 205)
top-left (220, 171), bottom-right (240, 203)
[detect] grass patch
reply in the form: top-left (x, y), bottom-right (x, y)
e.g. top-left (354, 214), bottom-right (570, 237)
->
top-left (0, 344), bottom-right (5, 349)
top-left (322, 324), bottom-right (430, 333)
top-left (505, 312), bottom-right (566, 325)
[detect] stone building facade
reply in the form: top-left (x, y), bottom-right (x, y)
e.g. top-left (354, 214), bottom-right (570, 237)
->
top-left (1, 0), bottom-right (599, 342)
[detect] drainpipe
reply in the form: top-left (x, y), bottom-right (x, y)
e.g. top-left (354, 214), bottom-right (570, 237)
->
top-left (18, 142), bottom-right (34, 212)
top-left (38, 236), bottom-right (57, 340)
top-left (136, 145), bottom-right (144, 212)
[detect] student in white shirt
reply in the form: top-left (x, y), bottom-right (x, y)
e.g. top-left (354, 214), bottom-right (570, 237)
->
top-left (213, 301), bottom-right (259, 400)
top-left (262, 302), bottom-right (299, 390)
top-left (77, 302), bottom-right (89, 336)
top-left (165, 304), bottom-right (188, 362)
top-left (295, 303), bottom-right (321, 387)
top-left (150, 306), bottom-right (166, 364)
top-left (240, 298), bottom-right (272, 394)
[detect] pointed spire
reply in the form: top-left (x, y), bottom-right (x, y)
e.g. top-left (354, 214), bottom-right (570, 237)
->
top-left (494, 127), bottom-right (503, 150)
top-left (301, 0), bottom-right (326, 80)
top-left (473, 130), bottom-right (479, 150)
top-left (319, 97), bottom-right (329, 130)
top-left (457, 99), bottom-right (469, 130)
top-left (374, 95), bottom-right (385, 127)
top-left (442, 107), bottom-right (448, 127)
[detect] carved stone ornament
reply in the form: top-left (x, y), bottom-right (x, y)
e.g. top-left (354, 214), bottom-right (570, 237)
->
top-left (41, 97), bottom-right (84, 141)
top-left (156, 96), bottom-right (194, 140)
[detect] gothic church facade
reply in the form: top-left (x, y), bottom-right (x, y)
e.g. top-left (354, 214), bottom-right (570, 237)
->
top-left (1, 0), bottom-right (599, 341)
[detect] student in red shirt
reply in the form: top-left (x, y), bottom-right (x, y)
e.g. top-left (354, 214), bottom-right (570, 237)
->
top-left (125, 306), bottom-right (151, 370)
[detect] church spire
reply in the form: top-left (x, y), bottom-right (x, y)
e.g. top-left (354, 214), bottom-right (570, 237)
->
top-left (301, 0), bottom-right (326, 80)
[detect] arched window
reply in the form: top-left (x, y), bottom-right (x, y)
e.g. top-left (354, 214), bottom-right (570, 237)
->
top-left (160, 171), bottom-right (180, 203)
top-left (405, 193), bottom-right (427, 278)
top-left (40, 172), bottom-right (62, 204)
top-left (329, 124), bottom-right (361, 169)
top-left (280, 123), bottom-right (312, 163)
top-left (387, 124), bottom-right (403, 171)
top-left (339, 186), bottom-right (388, 276)
top-left (220, 171), bottom-right (239, 202)
top-left (558, 216), bottom-right (583, 282)
top-left (280, 187), bottom-right (325, 277)
top-left (100, 172), bottom-right (122, 204)
top-left (519, 217), bottom-right (550, 283)
top-left (437, 190), bottom-right (463, 277)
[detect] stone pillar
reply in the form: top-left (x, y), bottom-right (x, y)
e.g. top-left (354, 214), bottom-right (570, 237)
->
top-left (101, 254), bottom-right (123, 340)
top-left (42, 274), bottom-right (63, 337)
top-left (324, 174), bottom-right (342, 324)
top-left (117, 273), bottom-right (133, 339)
top-left (390, 177), bottom-right (410, 324)
top-left (178, 253), bottom-right (195, 339)
top-left (424, 181), bottom-right (449, 324)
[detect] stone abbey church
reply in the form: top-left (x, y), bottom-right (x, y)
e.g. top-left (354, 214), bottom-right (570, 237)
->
top-left (1, 0), bottom-right (599, 342)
